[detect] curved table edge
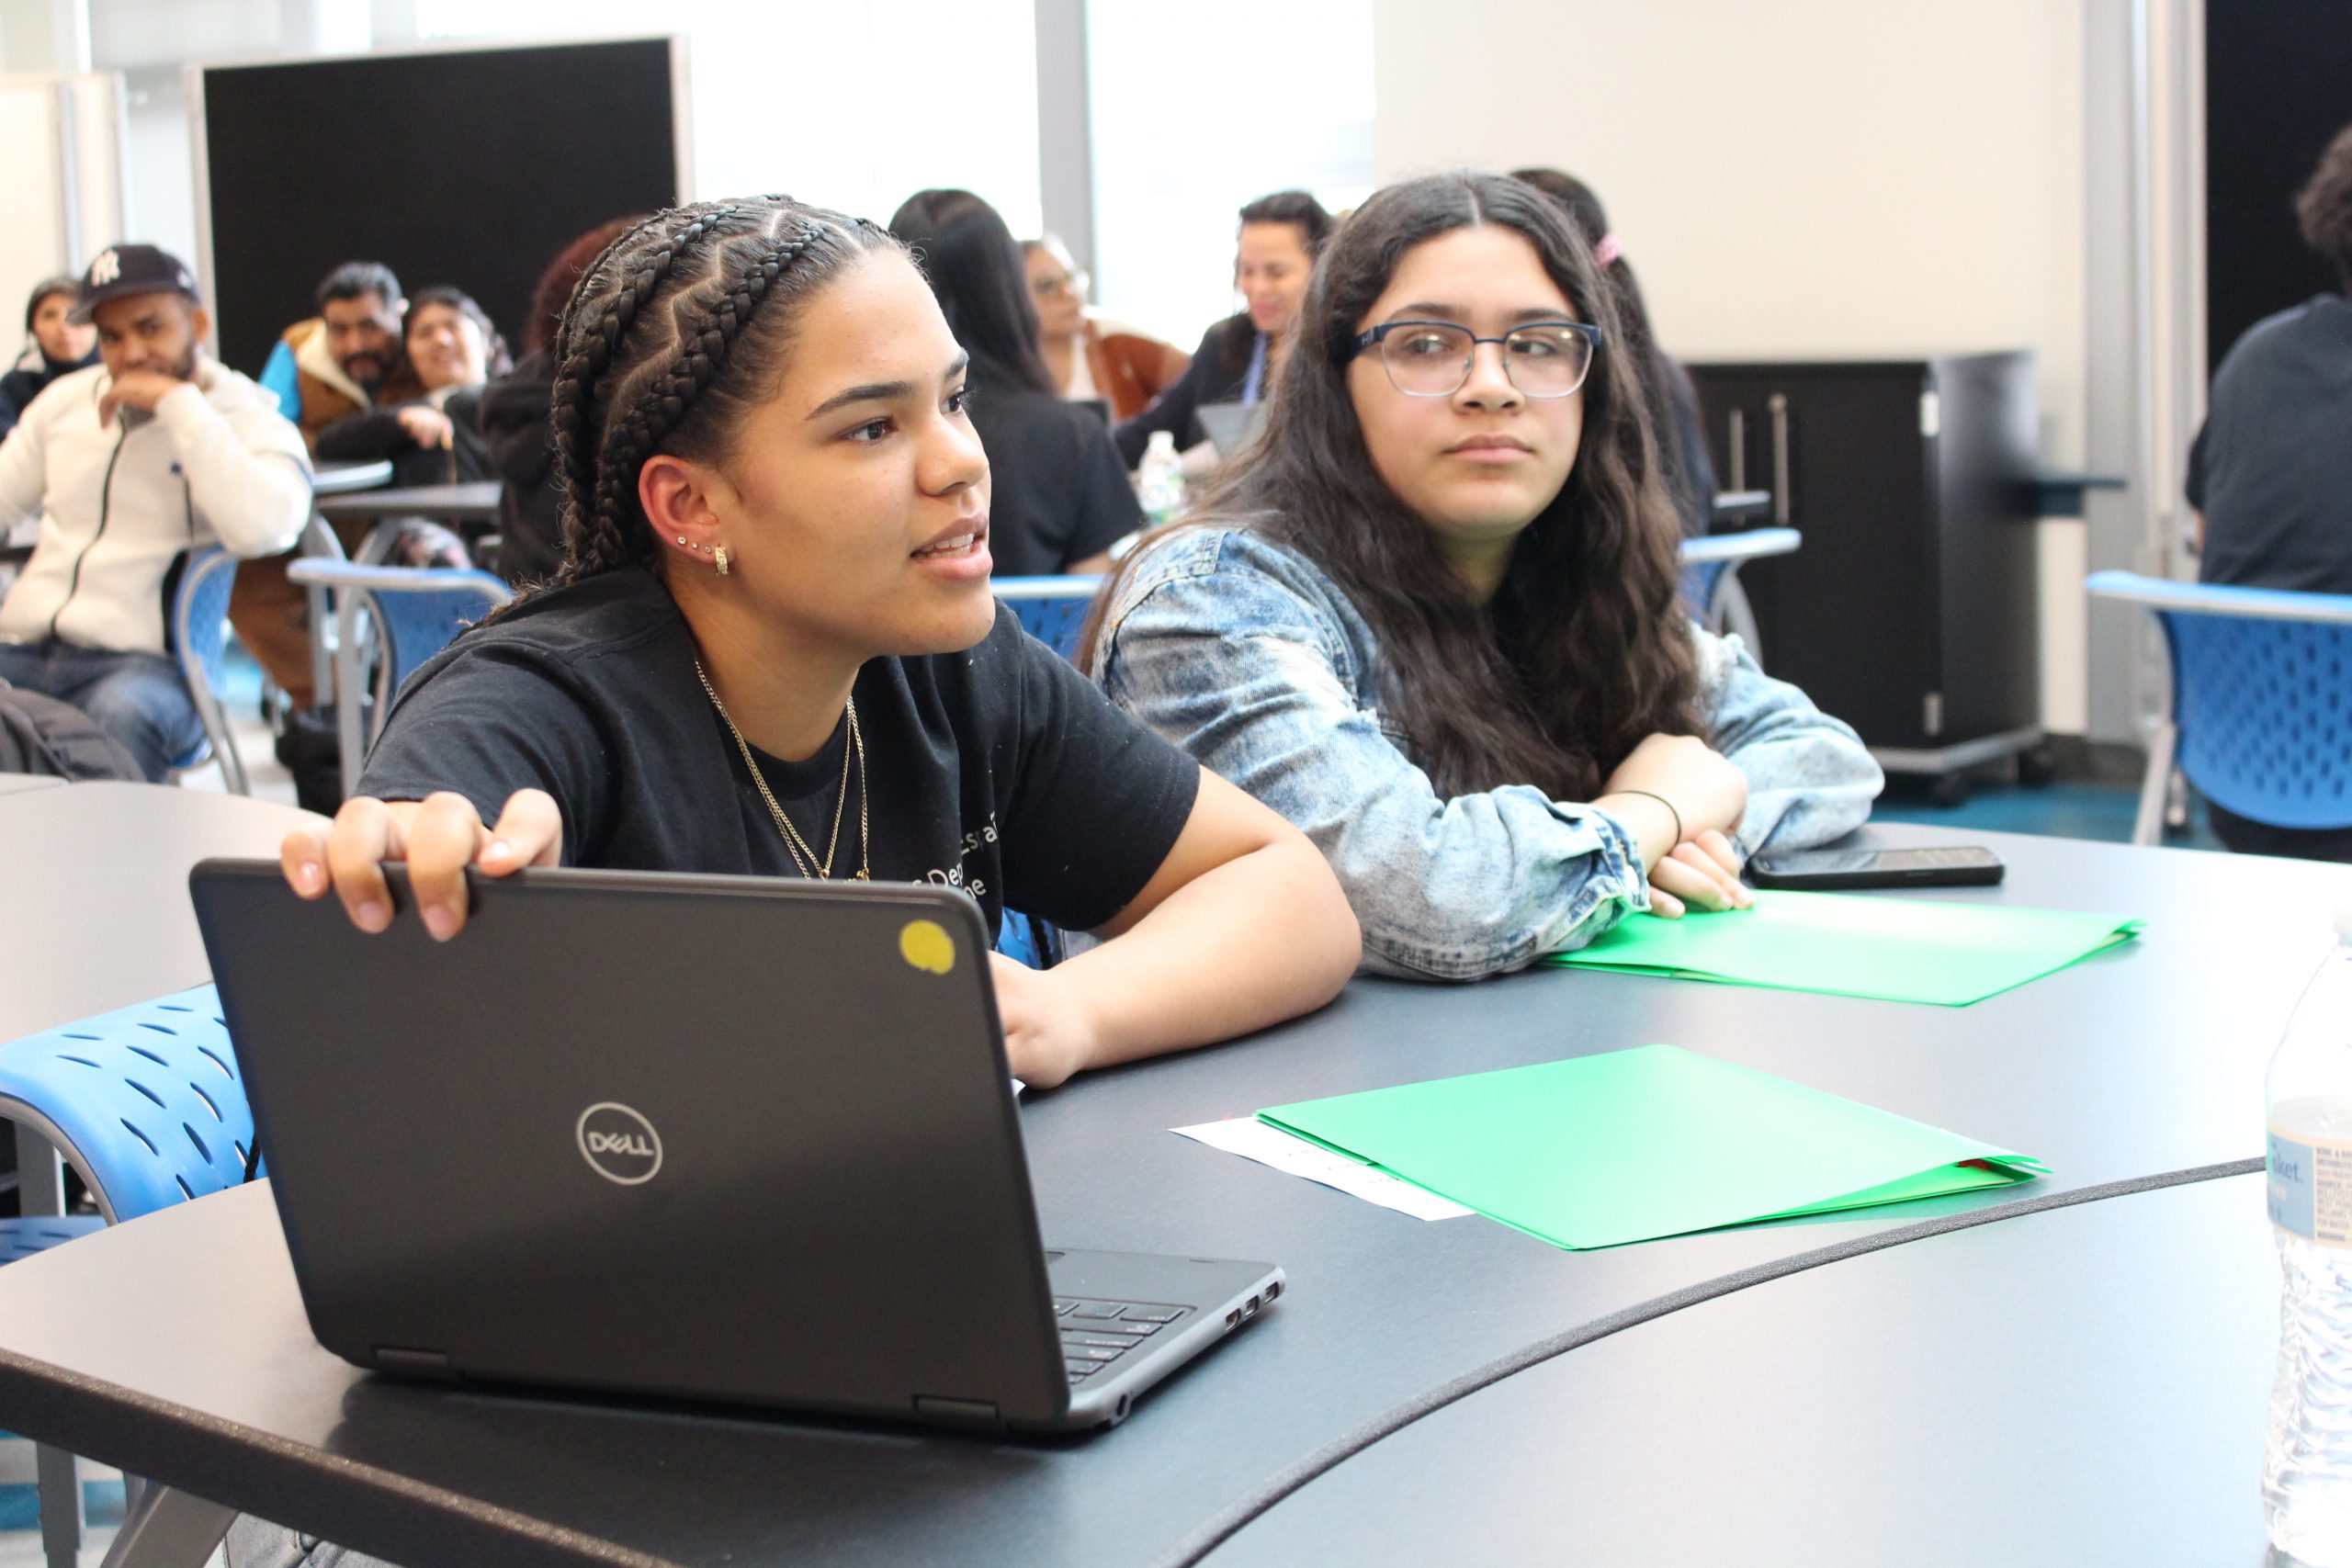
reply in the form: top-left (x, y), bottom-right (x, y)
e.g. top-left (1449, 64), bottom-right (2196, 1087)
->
top-left (1157, 1155), bottom-right (2264, 1568)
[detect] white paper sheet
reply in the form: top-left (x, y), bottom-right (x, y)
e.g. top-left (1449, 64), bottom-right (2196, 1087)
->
top-left (1171, 1117), bottom-right (1475, 1222)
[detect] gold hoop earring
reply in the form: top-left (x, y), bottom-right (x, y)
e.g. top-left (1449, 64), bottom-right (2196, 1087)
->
top-left (715, 545), bottom-right (729, 577)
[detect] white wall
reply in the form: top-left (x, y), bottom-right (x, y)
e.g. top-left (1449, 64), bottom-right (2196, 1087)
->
top-left (1373, 0), bottom-right (2093, 731)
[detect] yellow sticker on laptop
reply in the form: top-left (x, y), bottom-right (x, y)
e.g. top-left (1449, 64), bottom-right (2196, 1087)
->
top-left (899, 919), bottom-right (956, 976)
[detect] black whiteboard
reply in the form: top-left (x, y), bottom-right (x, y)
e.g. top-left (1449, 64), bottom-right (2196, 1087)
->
top-left (197, 36), bottom-right (683, 378)
top-left (2204, 3), bottom-right (2352, 372)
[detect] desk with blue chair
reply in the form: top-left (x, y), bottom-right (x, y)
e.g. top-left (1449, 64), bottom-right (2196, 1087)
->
top-left (0, 811), bottom-right (2329, 1567)
top-left (285, 560), bottom-right (513, 803)
top-left (0, 782), bottom-right (318, 1567)
top-left (2087, 571), bottom-right (2352, 846)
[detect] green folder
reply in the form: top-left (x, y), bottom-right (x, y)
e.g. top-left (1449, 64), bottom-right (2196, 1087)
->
top-left (1258, 1044), bottom-right (2046, 1250)
top-left (1544, 889), bottom-right (2142, 1006)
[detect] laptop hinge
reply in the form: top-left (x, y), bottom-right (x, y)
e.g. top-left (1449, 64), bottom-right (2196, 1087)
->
top-left (373, 1347), bottom-right (455, 1380)
top-left (913, 1395), bottom-right (1001, 1425)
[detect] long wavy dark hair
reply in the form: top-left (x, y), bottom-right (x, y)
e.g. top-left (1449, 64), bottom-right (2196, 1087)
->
top-left (1086, 171), bottom-right (1698, 802)
top-left (888, 188), bottom-right (1056, 396)
top-left (484, 197), bottom-right (901, 620)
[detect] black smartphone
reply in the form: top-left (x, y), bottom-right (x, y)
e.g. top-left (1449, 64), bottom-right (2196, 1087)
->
top-left (1747, 845), bottom-right (2005, 890)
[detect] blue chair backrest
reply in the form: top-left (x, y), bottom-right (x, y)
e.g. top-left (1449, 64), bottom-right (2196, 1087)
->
top-left (2156, 605), bottom-right (2352, 829)
top-left (0, 986), bottom-right (253, 1224)
top-left (368, 570), bottom-right (514, 698)
top-left (992, 576), bottom-right (1103, 663)
top-left (172, 548), bottom-right (238, 701)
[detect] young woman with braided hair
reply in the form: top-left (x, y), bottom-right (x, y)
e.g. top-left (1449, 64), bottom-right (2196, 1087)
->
top-left (277, 197), bottom-right (1359, 1089)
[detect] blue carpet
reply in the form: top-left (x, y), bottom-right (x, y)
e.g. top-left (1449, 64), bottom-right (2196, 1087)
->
top-left (0, 1477), bottom-right (124, 1530)
top-left (1871, 778), bottom-right (2225, 851)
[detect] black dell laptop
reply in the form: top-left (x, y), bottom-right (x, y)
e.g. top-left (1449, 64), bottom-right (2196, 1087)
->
top-left (188, 861), bottom-right (1282, 1432)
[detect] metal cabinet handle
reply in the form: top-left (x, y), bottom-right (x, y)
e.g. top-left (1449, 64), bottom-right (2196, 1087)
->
top-left (1726, 408), bottom-right (1747, 491)
top-left (1768, 392), bottom-right (1791, 524)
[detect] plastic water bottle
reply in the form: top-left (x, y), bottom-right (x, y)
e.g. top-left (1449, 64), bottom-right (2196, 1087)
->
top-left (2267, 905), bottom-right (2352, 1563)
top-left (1138, 430), bottom-right (1185, 525)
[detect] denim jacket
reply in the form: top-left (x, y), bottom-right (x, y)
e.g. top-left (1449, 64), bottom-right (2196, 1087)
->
top-left (1094, 525), bottom-right (1884, 981)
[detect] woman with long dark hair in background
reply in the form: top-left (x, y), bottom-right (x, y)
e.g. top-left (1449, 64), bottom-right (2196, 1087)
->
top-left (1086, 172), bottom-right (1878, 981)
top-left (1511, 167), bottom-right (1717, 536)
top-left (1111, 189), bottom-right (1333, 468)
top-left (889, 189), bottom-right (1139, 574)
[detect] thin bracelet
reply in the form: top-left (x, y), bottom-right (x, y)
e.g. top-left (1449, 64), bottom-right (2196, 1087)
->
top-left (1617, 789), bottom-right (1682, 845)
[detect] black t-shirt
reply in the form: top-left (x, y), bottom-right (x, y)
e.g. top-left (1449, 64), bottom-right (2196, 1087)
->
top-left (966, 366), bottom-right (1142, 575)
top-left (358, 569), bottom-right (1201, 935)
top-left (2186, 292), bottom-right (2352, 594)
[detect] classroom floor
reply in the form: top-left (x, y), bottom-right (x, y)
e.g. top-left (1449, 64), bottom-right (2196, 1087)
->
top-left (1872, 773), bottom-right (2228, 852)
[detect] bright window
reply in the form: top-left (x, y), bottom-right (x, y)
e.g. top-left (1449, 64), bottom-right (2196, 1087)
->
top-left (1083, 0), bottom-right (1373, 346)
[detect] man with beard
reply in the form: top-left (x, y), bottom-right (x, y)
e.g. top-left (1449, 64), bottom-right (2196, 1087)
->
top-left (240, 261), bottom-right (425, 708)
top-left (0, 244), bottom-right (311, 779)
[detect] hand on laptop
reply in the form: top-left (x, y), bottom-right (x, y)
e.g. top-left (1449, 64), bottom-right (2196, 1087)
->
top-left (989, 952), bottom-right (1093, 1090)
top-left (281, 789), bottom-right (565, 940)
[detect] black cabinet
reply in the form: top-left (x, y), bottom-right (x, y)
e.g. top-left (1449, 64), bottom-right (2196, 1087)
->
top-left (1686, 354), bottom-right (2041, 765)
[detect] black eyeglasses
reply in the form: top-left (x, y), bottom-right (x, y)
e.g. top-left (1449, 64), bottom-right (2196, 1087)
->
top-left (1351, 320), bottom-right (1602, 399)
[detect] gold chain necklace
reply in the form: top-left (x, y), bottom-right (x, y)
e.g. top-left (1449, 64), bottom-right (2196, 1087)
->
top-left (695, 660), bottom-right (869, 880)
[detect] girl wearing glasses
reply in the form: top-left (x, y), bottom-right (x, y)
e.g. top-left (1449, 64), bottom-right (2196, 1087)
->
top-left (1020, 235), bottom-right (1191, 423)
top-left (1083, 172), bottom-right (1880, 982)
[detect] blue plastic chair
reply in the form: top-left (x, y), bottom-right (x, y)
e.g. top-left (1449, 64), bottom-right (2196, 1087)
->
top-left (2086, 570), bottom-right (2352, 844)
top-left (286, 558), bottom-right (514, 802)
top-left (1678, 527), bottom-right (1801, 663)
top-left (169, 547), bottom-right (246, 788)
top-left (986, 576), bottom-right (1104, 965)
top-left (991, 574), bottom-right (1104, 663)
top-left (0, 985), bottom-right (254, 1566)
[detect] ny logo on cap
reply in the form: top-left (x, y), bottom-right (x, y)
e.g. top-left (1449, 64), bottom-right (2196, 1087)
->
top-left (89, 250), bottom-right (120, 286)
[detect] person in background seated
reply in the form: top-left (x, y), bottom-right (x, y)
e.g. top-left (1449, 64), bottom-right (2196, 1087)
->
top-left (276, 195), bottom-right (1356, 1086)
top-left (477, 217), bottom-right (643, 586)
top-left (0, 245), bottom-right (310, 780)
top-left (0, 276), bottom-right (98, 440)
top-left (315, 288), bottom-right (507, 491)
top-left (1113, 190), bottom-right (1333, 469)
top-left (889, 190), bottom-right (1140, 574)
top-left (2185, 121), bottom-right (2352, 862)
top-left (1020, 234), bottom-right (1190, 421)
top-left (239, 261), bottom-right (426, 710)
top-left (1513, 168), bottom-right (1718, 538)
top-left (1087, 173), bottom-right (1881, 981)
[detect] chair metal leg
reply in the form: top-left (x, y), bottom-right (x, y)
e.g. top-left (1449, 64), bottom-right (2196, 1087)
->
top-left (36, 1440), bottom-right (84, 1568)
top-left (96, 1483), bottom-right (233, 1568)
top-left (334, 593), bottom-right (367, 805)
top-left (2133, 721), bottom-right (2177, 846)
top-left (1713, 572), bottom-right (1764, 667)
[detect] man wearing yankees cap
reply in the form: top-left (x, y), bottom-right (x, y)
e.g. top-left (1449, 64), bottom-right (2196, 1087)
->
top-left (0, 243), bottom-right (311, 779)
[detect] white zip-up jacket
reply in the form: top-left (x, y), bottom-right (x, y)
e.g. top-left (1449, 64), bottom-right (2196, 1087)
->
top-left (0, 360), bottom-right (311, 657)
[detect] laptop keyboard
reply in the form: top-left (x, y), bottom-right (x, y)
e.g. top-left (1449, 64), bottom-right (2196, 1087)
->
top-left (1055, 1297), bottom-right (1189, 1384)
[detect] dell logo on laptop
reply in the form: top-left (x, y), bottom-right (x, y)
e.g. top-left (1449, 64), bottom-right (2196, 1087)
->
top-left (575, 1102), bottom-right (662, 1185)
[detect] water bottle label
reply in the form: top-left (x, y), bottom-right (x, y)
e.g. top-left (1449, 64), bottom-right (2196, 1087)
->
top-left (2268, 1127), bottom-right (2352, 1245)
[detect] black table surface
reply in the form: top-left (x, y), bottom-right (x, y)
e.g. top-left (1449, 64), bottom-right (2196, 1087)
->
top-left (315, 481), bottom-right (503, 523)
top-left (0, 782), bottom-right (322, 1042)
top-left (0, 818), bottom-right (2330, 1565)
top-left (1207, 1171), bottom-right (2278, 1566)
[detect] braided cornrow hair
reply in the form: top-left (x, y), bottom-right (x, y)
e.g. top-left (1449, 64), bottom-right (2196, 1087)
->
top-left (492, 196), bottom-right (905, 616)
